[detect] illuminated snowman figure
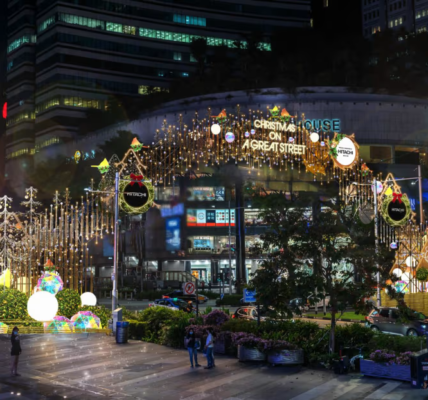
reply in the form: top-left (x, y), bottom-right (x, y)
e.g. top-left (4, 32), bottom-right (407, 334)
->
top-left (36, 259), bottom-right (63, 295)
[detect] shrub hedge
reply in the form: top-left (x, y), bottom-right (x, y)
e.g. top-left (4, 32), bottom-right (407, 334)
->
top-left (215, 294), bottom-right (243, 306)
top-left (56, 289), bottom-right (81, 318)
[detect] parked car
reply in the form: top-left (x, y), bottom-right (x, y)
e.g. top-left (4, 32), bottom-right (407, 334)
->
top-left (365, 307), bottom-right (428, 336)
top-left (289, 298), bottom-right (309, 312)
top-left (232, 306), bottom-right (267, 321)
top-left (307, 294), bottom-right (330, 309)
top-left (149, 298), bottom-right (193, 313)
top-left (163, 290), bottom-right (208, 304)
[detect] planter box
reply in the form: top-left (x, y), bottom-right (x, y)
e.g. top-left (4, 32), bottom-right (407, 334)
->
top-left (360, 359), bottom-right (411, 381)
top-left (214, 337), bottom-right (232, 355)
top-left (238, 345), bottom-right (266, 362)
top-left (267, 349), bottom-right (304, 365)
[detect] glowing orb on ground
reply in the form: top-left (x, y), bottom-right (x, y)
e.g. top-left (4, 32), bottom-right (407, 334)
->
top-left (81, 292), bottom-right (97, 306)
top-left (395, 280), bottom-right (409, 293)
top-left (250, 129), bottom-right (255, 135)
top-left (211, 124), bottom-right (221, 135)
top-left (44, 316), bottom-right (73, 334)
top-left (71, 311), bottom-right (101, 330)
top-left (244, 131), bottom-right (250, 138)
top-left (310, 132), bottom-right (319, 143)
top-left (0, 322), bottom-right (8, 334)
top-left (392, 268), bottom-right (403, 278)
top-left (36, 272), bottom-right (63, 295)
top-left (225, 132), bottom-right (235, 143)
top-left (27, 291), bottom-right (58, 322)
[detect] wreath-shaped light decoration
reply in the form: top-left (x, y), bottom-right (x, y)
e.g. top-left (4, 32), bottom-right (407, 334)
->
top-left (381, 192), bottom-right (412, 227)
top-left (119, 175), bottom-right (154, 215)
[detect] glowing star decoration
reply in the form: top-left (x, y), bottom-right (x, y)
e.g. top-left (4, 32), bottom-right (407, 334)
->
top-left (71, 311), bottom-right (102, 330)
top-left (36, 272), bottom-right (63, 295)
top-left (211, 124), bottom-right (221, 135)
top-left (225, 132), bottom-right (235, 143)
top-left (81, 292), bottom-right (97, 306)
top-left (44, 316), bottom-right (74, 334)
top-left (28, 291), bottom-right (58, 322)
top-left (212, 109), bottom-right (227, 123)
top-left (92, 158), bottom-right (110, 174)
top-left (310, 132), bottom-right (319, 143)
top-left (0, 322), bottom-right (8, 334)
top-left (0, 269), bottom-right (11, 288)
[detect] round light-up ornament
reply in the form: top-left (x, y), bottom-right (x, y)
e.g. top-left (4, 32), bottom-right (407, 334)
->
top-left (81, 292), bottom-right (97, 307)
top-left (250, 129), bottom-right (255, 135)
top-left (225, 132), bottom-right (235, 143)
top-left (211, 124), bottom-right (221, 135)
top-left (371, 181), bottom-right (383, 194)
top-left (288, 137), bottom-right (294, 143)
top-left (244, 131), bottom-right (250, 138)
top-left (27, 291), bottom-right (58, 322)
top-left (390, 242), bottom-right (398, 250)
top-left (392, 268), bottom-right (403, 278)
top-left (320, 141), bottom-right (326, 147)
top-left (310, 132), bottom-right (319, 143)
top-left (405, 256), bottom-right (417, 268)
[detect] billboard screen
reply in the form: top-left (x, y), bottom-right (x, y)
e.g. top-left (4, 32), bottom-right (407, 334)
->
top-left (166, 217), bottom-right (181, 251)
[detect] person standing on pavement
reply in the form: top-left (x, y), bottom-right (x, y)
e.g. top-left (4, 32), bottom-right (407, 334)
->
top-left (204, 327), bottom-right (214, 369)
top-left (10, 326), bottom-right (21, 376)
top-left (185, 328), bottom-right (201, 368)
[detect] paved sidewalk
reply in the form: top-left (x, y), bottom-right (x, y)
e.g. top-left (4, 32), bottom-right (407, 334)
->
top-left (0, 334), bottom-right (424, 400)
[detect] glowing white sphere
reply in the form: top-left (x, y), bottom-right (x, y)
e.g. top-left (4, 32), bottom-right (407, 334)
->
top-left (27, 291), bottom-right (58, 322)
top-left (406, 256), bottom-right (416, 267)
top-left (392, 268), bottom-right (403, 278)
top-left (310, 132), bottom-right (319, 143)
top-left (211, 124), bottom-right (221, 135)
top-left (81, 292), bottom-right (97, 306)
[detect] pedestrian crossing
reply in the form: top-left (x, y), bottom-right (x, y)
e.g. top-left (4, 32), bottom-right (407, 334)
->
top-left (0, 335), bottom-right (420, 399)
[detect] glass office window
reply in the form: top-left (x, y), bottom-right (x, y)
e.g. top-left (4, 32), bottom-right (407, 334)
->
top-left (7, 35), bottom-right (36, 54)
top-left (106, 22), bottom-right (123, 33)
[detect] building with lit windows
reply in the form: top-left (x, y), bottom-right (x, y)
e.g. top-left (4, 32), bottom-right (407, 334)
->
top-left (5, 0), bottom-right (311, 172)
top-left (362, 0), bottom-right (428, 38)
top-left (24, 87), bottom-right (428, 289)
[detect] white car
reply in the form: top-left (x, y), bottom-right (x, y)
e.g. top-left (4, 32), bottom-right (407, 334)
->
top-left (307, 295), bottom-right (330, 309)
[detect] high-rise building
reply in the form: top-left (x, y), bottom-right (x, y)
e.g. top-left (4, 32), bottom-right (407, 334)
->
top-left (5, 0), bottom-right (311, 176)
top-left (362, 0), bottom-right (428, 38)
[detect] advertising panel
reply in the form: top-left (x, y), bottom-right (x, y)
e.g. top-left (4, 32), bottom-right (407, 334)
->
top-left (196, 210), bottom-right (206, 226)
top-left (188, 187), bottom-right (225, 201)
top-left (166, 217), bottom-right (181, 251)
top-left (187, 209), bottom-right (235, 227)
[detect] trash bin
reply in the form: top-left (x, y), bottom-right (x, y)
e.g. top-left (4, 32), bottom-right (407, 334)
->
top-left (116, 321), bottom-right (129, 344)
top-left (411, 349), bottom-right (428, 388)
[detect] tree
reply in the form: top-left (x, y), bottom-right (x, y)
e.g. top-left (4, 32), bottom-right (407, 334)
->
top-left (250, 192), bottom-right (394, 354)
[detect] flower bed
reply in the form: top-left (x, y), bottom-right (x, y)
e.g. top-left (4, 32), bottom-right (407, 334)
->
top-left (360, 350), bottom-right (412, 382)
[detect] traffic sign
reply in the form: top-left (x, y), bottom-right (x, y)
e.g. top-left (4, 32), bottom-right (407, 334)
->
top-left (220, 293), bottom-right (224, 300)
top-left (183, 281), bottom-right (196, 295)
top-left (243, 289), bottom-right (256, 303)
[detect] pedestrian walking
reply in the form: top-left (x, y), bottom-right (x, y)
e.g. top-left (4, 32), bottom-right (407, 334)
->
top-left (10, 327), bottom-right (21, 376)
top-left (208, 281), bottom-right (212, 291)
top-left (185, 328), bottom-right (200, 368)
top-left (201, 281), bottom-right (205, 291)
top-left (204, 327), bottom-right (214, 369)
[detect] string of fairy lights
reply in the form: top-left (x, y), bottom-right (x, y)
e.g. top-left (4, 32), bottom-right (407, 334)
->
top-left (0, 104), bottom-right (426, 293)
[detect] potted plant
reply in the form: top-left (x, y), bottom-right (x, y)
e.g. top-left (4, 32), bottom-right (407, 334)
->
top-left (214, 331), bottom-right (233, 355)
top-left (264, 340), bottom-right (303, 365)
top-left (232, 332), bottom-right (267, 362)
top-left (360, 350), bottom-right (412, 381)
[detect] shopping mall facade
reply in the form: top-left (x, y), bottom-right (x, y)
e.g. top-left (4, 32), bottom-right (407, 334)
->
top-left (8, 87), bottom-right (428, 286)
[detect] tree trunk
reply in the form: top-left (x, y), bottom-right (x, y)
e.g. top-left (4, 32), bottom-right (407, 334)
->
top-left (329, 310), bottom-right (336, 354)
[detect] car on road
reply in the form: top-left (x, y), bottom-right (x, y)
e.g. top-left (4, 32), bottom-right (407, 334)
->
top-left (365, 307), bottom-right (428, 336)
top-left (163, 290), bottom-right (208, 304)
top-left (232, 306), bottom-right (267, 321)
top-left (289, 298), bottom-right (309, 312)
top-left (149, 298), bottom-right (193, 313)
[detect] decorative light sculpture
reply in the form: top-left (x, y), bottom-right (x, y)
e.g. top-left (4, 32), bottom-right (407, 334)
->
top-left (27, 291), bottom-right (58, 322)
top-left (81, 292), bottom-right (97, 306)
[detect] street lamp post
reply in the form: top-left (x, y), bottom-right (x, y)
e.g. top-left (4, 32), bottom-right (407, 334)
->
top-left (112, 172), bottom-right (119, 312)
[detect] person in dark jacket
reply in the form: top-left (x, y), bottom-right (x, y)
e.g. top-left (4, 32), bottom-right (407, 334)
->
top-left (185, 328), bottom-right (200, 368)
top-left (11, 326), bottom-right (21, 376)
